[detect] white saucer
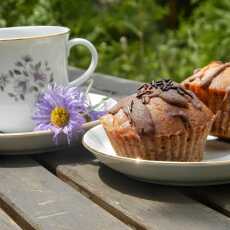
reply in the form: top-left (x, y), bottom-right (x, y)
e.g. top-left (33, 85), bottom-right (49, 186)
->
top-left (0, 93), bottom-right (117, 155)
top-left (83, 125), bottom-right (230, 186)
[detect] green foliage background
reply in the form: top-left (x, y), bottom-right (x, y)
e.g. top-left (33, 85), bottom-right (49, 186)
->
top-left (0, 0), bottom-right (229, 82)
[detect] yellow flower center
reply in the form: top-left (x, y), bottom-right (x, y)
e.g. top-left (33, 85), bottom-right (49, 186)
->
top-left (50, 107), bottom-right (70, 127)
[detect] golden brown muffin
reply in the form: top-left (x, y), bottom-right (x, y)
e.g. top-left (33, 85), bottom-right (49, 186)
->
top-left (100, 80), bottom-right (214, 162)
top-left (182, 61), bottom-right (230, 139)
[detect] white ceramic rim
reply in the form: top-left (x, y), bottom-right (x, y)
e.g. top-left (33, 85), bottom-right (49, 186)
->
top-left (82, 125), bottom-right (230, 167)
top-left (0, 121), bottom-right (96, 138)
top-left (0, 26), bottom-right (70, 41)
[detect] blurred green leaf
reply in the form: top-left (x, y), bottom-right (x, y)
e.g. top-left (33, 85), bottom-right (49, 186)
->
top-left (0, 0), bottom-right (229, 83)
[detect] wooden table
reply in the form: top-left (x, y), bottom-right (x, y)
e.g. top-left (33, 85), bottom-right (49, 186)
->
top-left (0, 69), bottom-right (230, 230)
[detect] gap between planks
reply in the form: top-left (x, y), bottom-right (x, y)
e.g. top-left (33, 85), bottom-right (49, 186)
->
top-left (0, 192), bottom-right (38, 230)
top-left (35, 157), bottom-right (140, 230)
top-left (35, 154), bottom-right (230, 230)
top-left (0, 207), bottom-right (23, 230)
top-left (0, 156), bottom-right (131, 230)
top-left (58, 171), bottom-right (145, 230)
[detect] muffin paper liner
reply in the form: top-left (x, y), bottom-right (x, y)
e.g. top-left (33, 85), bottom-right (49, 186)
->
top-left (103, 121), bottom-right (212, 162)
top-left (211, 111), bottom-right (230, 139)
top-left (185, 83), bottom-right (230, 139)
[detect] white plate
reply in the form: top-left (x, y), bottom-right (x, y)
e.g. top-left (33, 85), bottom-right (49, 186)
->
top-left (83, 125), bottom-right (230, 186)
top-left (0, 93), bottom-right (117, 155)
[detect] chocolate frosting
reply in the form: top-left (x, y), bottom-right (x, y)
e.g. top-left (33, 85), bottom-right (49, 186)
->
top-left (167, 110), bottom-right (191, 129)
top-left (124, 97), bottom-right (155, 134)
top-left (110, 80), bottom-right (202, 135)
top-left (188, 61), bottom-right (230, 88)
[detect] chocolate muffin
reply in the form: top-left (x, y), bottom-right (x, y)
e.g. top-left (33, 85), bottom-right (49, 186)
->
top-left (100, 80), bottom-right (214, 162)
top-left (182, 61), bottom-right (230, 139)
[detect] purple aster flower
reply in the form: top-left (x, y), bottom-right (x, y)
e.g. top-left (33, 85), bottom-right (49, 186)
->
top-left (88, 110), bottom-right (106, 121)
top-left (85, 95), bottom-right (109, 121)
top-left (32, 84), bottom-right (86, 144)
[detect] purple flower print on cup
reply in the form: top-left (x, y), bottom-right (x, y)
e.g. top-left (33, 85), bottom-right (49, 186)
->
top-left (0, 55), bottom-right (54, 101)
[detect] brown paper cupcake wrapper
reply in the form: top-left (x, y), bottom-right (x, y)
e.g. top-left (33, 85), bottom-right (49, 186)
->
top-left (185, 84), bottom-right (230, 138)
top-left (211, 111), bottom-right (230, 139)
top-left (103, 122), bottom-right (212, 162)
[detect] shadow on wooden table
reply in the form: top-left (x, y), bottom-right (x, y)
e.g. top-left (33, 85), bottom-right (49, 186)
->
top-left (97, 163), bottom-right (192, 203)
top-left (35, 146), bottom-right (175, 192)
top-left (34, 144), bottom-right (99, 169)
top-left (0, 155), bottom-right (38, 168)
top-left (34, 144), bottom-right (223, 205)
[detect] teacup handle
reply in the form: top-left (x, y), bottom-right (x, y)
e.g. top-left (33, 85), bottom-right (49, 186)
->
top-left (67, 38), bottom-right (98, 86)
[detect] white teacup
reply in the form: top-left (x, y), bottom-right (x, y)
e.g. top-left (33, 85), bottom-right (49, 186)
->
top-left (0, 26), bottom-right (98, 132)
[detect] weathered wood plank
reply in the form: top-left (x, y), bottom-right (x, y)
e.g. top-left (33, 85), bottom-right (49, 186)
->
top-left (35, 147), bottom-right (230, 230)
top-left (0, 208), bottom-right (21, 230)
top-left (0, 156), bottom-right (130, 230)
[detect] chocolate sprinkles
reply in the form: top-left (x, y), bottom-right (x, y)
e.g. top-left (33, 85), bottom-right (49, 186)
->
top-left (136, 79), bottom-right (198, 109)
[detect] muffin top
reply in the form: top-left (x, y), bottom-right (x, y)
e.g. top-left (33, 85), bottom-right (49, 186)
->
top-left (104, 80), bottom-right (213, 137)
top-left (183, 61), bottom-right (230, 91)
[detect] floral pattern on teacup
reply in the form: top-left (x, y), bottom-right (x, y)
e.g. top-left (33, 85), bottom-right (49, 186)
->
top-left (0, 55), bottom-right (54, 101)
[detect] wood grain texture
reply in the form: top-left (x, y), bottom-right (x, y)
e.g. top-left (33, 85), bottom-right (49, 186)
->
top-left (0, 156), bottom-right (130, 230)
top-left (35, 147), bottom-right (230, 230)
top-left (0, 208), bottom-right (21, 230)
